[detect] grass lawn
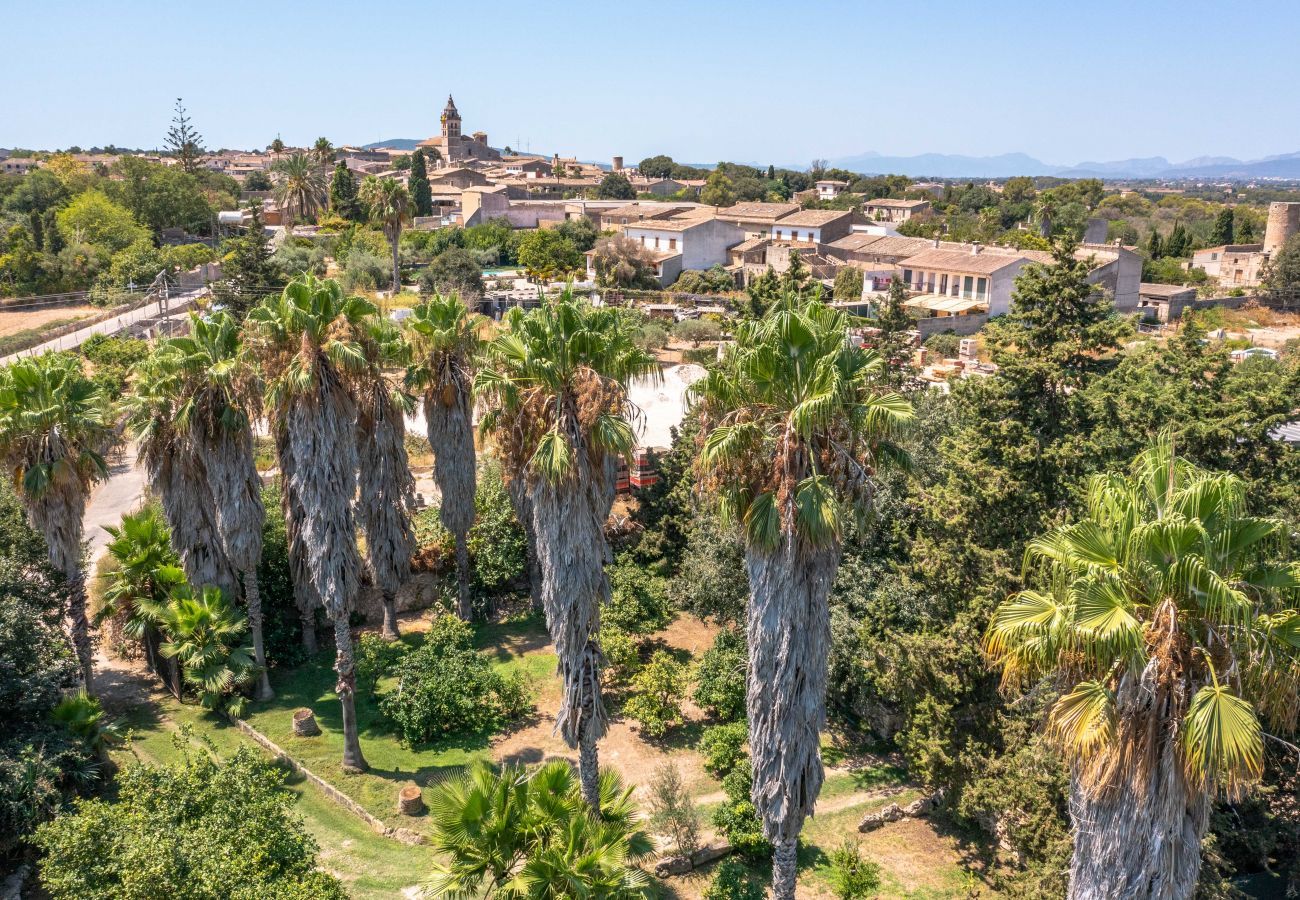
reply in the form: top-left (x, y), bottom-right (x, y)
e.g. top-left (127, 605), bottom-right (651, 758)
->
top-left (240, 613), bottom-right (556, 837)
top-left (109, 610), bottom-right (1002, 899)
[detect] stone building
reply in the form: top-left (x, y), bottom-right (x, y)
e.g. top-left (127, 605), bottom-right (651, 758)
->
top-left (418, 95), bottom-right (501, 165)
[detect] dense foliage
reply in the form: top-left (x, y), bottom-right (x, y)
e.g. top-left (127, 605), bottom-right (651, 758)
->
top-left (33, 744), bottom-right (347, 900)
top-left (380, 615), bottom-right (529, 744)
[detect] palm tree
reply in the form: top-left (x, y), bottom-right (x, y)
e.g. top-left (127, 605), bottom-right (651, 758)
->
top-left (159, 583), bottom-right (256, 713)
top-left (425, 759), bottom-right (655, 898)
top-left (312, 136), bottom-right (334, 169)
top-left (358, 176), bottom-right (411, 295)
top-left (406, 292), bottom-right (483, 619)
top-left (0, 353), bottom-right (112, 689)
top-left (691, 291), bottom-right (912, 899)
top-left (985, 434), bottom-right (1300, 899)
top-left (355, 315), bottom-right (417, 639)
top-left (476, 289), bottom-right (659, 807)
top-left (100, 506), bottom-right (186, 697)
top-left (272, 151), bottom-right (326, 227)
top-left (165, 311), bottom-right (273, 700)
top-left (121, 351), bottom-right (238, 599)
top-left (245, 274), bottom-right (376, 773)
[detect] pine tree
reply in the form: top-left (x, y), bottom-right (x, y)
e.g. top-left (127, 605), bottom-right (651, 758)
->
top-left (874, 277), bottom-right (916, 386)
top-left (1210, 207), bottom-right (1234, 246)
top-left (408, 149), bottom-right (433, 218)
top-left (329, 161), bottom-right (360, 221)
top-left (212, 206), bottom-right (280, 318)
top-left (165, 98), bottom-right (204, 174)
top-left (1146, 229), bottom-right (1163, 259)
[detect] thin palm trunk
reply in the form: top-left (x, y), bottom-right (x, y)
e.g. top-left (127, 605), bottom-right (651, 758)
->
top-left (529, 449), bottom-right (613, 810)
top-left (29, 485), bottom-right (93, 688)
top-left (333, 615), bottom-right (368, 773)
top-left (390, 234), bottom-right (401, 295)
top-left (744, 533), bottom-right (840, 900)
top-left (244, 569), bottom-right (273, 700)
top-left (424, 389), bottom-right (476, 621)
top-left (1067, 667), bottom-right (1207, 899)
top-left (507, 475), bottom-right (543, 613)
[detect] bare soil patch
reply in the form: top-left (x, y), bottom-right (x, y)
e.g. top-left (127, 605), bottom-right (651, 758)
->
top-left (0, 304), bottom-right (96, 336)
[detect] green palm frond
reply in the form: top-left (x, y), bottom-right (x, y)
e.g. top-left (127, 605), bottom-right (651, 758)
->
top-left (1050, 680), bottom-right (1117, 758)
top-left (1182, 683), bottom-right (1263, 800)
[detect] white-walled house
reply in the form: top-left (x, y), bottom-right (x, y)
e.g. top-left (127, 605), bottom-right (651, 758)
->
top-left (588, 211), bottom-right (746, 287)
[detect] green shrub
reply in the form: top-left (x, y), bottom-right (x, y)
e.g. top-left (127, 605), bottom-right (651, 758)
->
top-left (354, 632), bottom-right (409, 699)
top-left (605, 557), bottom-right (673, 635)
top-left (922, 331), bottom-right (960, 359)
top-left (380, 615), bottom-right (530, 744)
top-left (827, 840), bottom-right (881, 899)
top-left (468, 461), bottom-right (527, 592)
top-left (693, 628), bottom-right (747, 721)
top-left (599, 626), bottom-right (640, 688)
top-left (704, 859), bottom-right (765, 900)
top-left (699, 722), bottom-right (748, 777)
top-left (33, 744), bottom-right (347, 900)
top-left (682, 346), bottom-right (717, 366)
top-left (256, 481), bottom-right (313, 670)
top-left (712, 760), bottom-right (771, 860)
top-left (623, 650), bottom-right (687, 738)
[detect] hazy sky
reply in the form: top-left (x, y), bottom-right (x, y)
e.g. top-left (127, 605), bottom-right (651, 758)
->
top-left (3, 0), bottom-right (1297, 166)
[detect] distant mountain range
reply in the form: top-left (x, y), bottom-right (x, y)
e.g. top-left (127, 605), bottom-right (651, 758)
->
top-left (827, 150), bottom-right (1300, 180)
top-left (359, 138), bottom-right (1300, 181)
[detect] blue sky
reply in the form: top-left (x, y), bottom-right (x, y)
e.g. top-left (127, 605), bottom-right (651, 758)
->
top-left (3, 0), bottom-right (1297, 166)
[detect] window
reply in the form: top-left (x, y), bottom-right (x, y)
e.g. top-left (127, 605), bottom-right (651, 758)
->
top-left (976, 277), bottom-right (988, 299)
top-left (939, 274), bottom-right (948, 294)
top-left (903, 268), bottom-right (913, 286)
top-left (669, 238), bottom-right (677, 250)
top-left (655, 237), bottom-right (661, 249)
top-left (963, 276), bottom-right (974, 297)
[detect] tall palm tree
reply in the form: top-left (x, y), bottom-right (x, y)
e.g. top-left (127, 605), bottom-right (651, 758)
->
top-left (312, 136), bottom-right (334, 169)
top-left (121, 351), bottom-right (238, 600)
top-left (245, 273), bottom-right (376, 773)
top-left (691, 292), bottom-right (912, 899)
top-left (165, 312), bottom-right (273, 700)
top-left (272, 151), bottom-right (327, 227)
top-left (406, 292), bottom-right (483, 619)
top-left (425, 760), bottom-right (655, 898)
top-left (985, 434), bottom-right (1300, 899)
top-left (0, 352), bottom-right (112, 689)
top-left (476, 289), bottom-right (659, 807)
top-left (355, 315), bottom-right (417, 639)
top-left (358, 175), bottom-right (411, 295)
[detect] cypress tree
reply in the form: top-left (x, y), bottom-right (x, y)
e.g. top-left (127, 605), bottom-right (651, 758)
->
top-left (329, 161), bottom-right (360, 221)
top-left (1239, 217), bottom-right (1256, 241)
top-left (409, 148), bottom-right (433, 218)
top-left (766, 164), bottom-right (776, 180)
top-left (1166, 221), bottom-right (1189, 258)
top-left (1146, 229), bottom-right (1163, 259)
top-left (1210, 207), bottom-right (1234, 246)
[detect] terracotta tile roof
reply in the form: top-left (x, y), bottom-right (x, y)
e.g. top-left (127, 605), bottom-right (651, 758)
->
top-left (717, 202), bottom-right (800, 222)
top-left (898, 247), bottom-right (1030, 275)
top-left (775, 209), bottom-right (852, 227)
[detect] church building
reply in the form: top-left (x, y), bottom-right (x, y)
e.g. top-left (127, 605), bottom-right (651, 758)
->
top-left (418, 95), bottom-right (501, 165)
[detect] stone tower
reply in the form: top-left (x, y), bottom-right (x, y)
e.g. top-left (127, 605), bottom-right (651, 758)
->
top-left (1264, 201), bottom-right (1300, 255)
top-left (441, 95), bottom-right (461, 140)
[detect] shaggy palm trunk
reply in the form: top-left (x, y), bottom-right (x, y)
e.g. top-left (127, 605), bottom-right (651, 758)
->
top-left (150, 441), bottom-right (238, 598)
top-left (357, 383), bottom-right (415, 640)
top-left (279, 442), bottom-right (319, 655)
top-left (30, 485), bottom-right (93, 688)
top-left (245, 570), bottom-right (274, 701)
top-left (744, 532), bottom-right (841, 900)
top-left (195, 421), bottom-right (271, 701)
top-left (507, 476), bottom-right (542, 613)
top-left (424, 387), bottom-right (476, 620)
top-left (278, 356), bottom-right (366, 773)
top-left (1067, 665), bottom-right (1207, 899)
top-left (529, 450), bottom-right (614, 810)
top-left (333, 616), bottom-right (368, 773)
